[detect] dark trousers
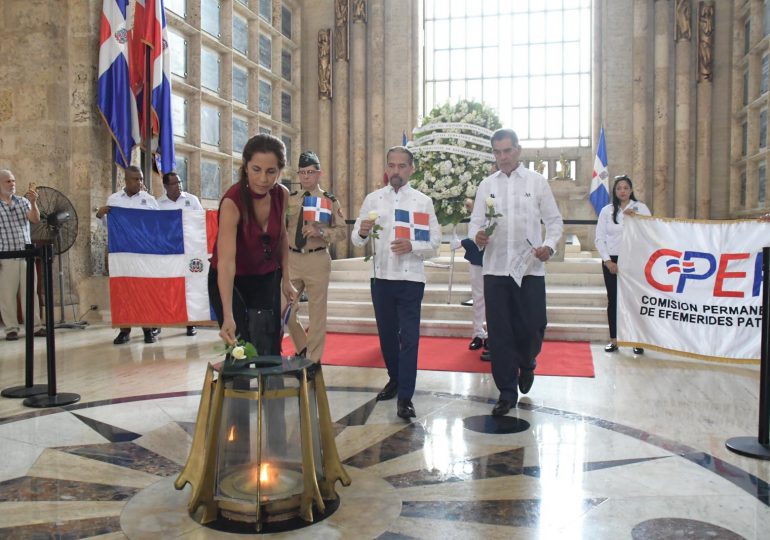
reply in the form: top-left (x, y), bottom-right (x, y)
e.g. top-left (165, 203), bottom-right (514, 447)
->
top-left (371, 278), bottom-right (425, 400)
top-left (484, 275), bottom-right (546, 401)
top-left (208, 267), bottom-right (283, 354)
top-left (601, 255), bottom-right (619, 339)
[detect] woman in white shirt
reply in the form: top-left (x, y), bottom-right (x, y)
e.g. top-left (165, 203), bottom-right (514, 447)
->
top-left (595, 175), bottom-right (651, 354)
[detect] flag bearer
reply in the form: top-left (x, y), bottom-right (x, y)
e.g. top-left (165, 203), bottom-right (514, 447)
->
top-left (285, 151), bottom-right (347, 363)
top-left (351, 146), bottom-right (441, 420)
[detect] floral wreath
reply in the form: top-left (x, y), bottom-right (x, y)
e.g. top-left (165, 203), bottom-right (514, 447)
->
top-left (409, 100), bottom-right (502, 226)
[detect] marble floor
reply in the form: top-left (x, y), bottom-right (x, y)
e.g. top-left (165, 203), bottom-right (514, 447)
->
top-left (0, 323), bottom-right (769, 539)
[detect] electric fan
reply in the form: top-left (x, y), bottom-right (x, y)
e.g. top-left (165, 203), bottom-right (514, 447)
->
top-left (30, 186), bottom-right (86, 329)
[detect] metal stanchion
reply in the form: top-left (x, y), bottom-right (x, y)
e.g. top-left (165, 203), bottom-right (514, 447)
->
top-left (22, 243), bottom-right (80, 408)
top-left (726, 246), bottom-right (770, 459)
top-left (1, 245), bottom-right (47, 398)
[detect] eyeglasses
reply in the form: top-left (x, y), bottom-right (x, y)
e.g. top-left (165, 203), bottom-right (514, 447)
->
top-left (261, 234), bottom-right (272, 261)
top-left (296, 169), bottom-right (320, 177)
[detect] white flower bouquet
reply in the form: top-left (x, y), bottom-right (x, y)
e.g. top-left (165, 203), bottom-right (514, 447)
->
top-left (410, 100), bottom-right (502, 226)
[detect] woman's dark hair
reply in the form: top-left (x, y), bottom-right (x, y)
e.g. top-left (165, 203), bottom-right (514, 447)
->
top-left (237, 134), bottom-right (286, 225)
top-left (611, 174), bottom-right (638, 224)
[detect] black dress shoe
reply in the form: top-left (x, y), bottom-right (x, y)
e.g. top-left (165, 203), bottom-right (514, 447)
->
top-left (113, 331), bottom-right (130, 345)
top-left (460, 298), bottom-right (473, 306)
top-left (397, 399), bottom-right (416, 419)
top-left (492, 399), bottom-right (514, 417)
top-left (604, 342), bottom-right (618, 353)
top-left (518, 369), bottom-right (535, 394)
top-left (480, 351), bottom-right (491, 361)
top-left (633, 347), bottom-right (644, 355)
top-left (483, 338), bottom-right (489, 350)
top-left (143, 329), bottom-right (157, 344)
top-left (151, 328), bottom-right (161, 336)
top-left (468, 336), bottom-right (483, 350)
top-left (186, 326), bottom-right (197, 336)
top-left (376, 379), bottom-right (398, 401)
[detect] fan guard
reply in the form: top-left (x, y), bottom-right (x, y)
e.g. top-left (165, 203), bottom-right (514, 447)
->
top-left (30, 186), bottom-right (78, 254)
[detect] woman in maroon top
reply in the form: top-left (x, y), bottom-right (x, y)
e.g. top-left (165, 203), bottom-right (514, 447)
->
top-left (209, 134), bottom-right (297, 353)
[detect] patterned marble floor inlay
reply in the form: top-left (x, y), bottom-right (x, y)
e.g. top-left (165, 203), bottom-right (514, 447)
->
top-left (631, 518), bottom-right (747, 539)
top-left (58, 441), bottom-right (182, 477)
top-left (400, 498), bottom-right (608, 527)
top-left (0, 476), bottom-right (138, 502)
top-left (0, 385), bottom-right (767, 538)
top-left (462, 414), bottom-right (531, 434)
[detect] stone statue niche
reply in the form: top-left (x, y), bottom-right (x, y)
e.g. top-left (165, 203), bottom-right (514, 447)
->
top-left (698, 1), bottom-right (714, 82)
top-left (675, 0), bottom-right (692, 42)
top-left (318, 29), bottom-right (332, 99)
top-left (334, 0), bottom-right (349, 61)
top-left (352, 0), bottom-right (367, 23)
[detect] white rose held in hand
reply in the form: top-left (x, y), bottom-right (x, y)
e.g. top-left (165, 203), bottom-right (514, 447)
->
top-left (368, 210), bottom-right (379, 220)
top-left (484, 194), bottom-right (503, 237)
top-left (231, 346), bottom-right (246, 360)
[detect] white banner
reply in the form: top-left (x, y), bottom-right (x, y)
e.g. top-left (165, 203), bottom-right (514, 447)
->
top-left (618, 216), bottom-right (768, 362)
top-left (409, 143), bottom-right (494, 161)
top-left (412, 122), bottom-right (496, 138)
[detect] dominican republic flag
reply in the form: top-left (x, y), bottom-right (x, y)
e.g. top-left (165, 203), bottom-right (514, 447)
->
top-left (394, 209), bottom-right (430, 241)
top-left (589, 126), bottom-right (610, 215)
top-left (303, 196), bottom-right (332, 224)
top-left (108, 207), bottom-right (218, 326)
top-left (131, 0), bottom-right (176, 173)
top-left (97, 0), bottom-right (140, 168)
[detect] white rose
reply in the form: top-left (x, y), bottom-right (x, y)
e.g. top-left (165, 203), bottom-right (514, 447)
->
top-left (486, 196), bottom-right (495, 208)
top-left (231, 345), bottom-right (246, 360)
top-left (368, 210), bottom-right (378, 220)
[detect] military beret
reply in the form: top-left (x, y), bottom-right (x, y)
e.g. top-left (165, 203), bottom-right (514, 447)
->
top-left (298, 151), bottom-right (321, 168)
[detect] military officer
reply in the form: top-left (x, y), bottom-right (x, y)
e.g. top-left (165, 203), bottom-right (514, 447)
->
top-left (285, 151), bottom-right (346, 362)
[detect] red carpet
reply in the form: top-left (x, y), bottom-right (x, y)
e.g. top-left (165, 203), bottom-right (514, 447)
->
top-left (282, 333), bottom-right (594, 378)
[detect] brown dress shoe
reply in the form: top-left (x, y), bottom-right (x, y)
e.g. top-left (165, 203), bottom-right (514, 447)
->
top-left (6, 331), bottom-right (19, 341)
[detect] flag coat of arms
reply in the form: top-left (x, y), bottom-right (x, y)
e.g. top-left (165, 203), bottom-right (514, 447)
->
top-left (589, 126), bottom-right (610, 215)
top-left (108, 207), bottom-right (216, 326)
top-left (394, 209), bottom-right (431, 241)
top-left (303, 196), bottom-right (332, 224)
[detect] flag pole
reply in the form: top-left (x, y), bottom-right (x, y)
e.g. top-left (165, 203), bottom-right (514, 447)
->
top-left (143, 44), bottom-right (152, 191)
top-left (111, 141), bottom-right (117, 193)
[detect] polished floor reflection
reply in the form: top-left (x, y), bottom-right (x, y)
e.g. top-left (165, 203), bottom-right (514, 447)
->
top-left (0, 324), bottom-right (769, 539)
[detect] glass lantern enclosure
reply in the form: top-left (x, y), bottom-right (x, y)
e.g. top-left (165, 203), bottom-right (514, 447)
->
top-left (175, 356), bottom-right (350, 532)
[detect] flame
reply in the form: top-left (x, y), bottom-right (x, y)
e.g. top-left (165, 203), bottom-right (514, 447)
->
top-left (260, 463), bottom-right (270, 483)
top-left (227, 425), bottom-right (236, 442)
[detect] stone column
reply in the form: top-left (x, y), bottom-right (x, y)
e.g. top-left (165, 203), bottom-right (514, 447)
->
top-left (632, 0), bottom-right (651, 203)
top-left (728, 0), bottom-right (744, 213)
top-left (333, 0), bottom-right (350, 257)
top-left (695, 1), bottom-right (715, 218)
top-left (350, 2), bottom-right (367, 257)
top-left (318, 29), bottom-right (333, 177)
top-left (367, 0), bottom-right (385, 199)
top-left (746, 0), bottom-right (762, 207)
top-left (653, 0), bottom-right (671, 217)
top-left (674, 0), bottom-right (693, 218)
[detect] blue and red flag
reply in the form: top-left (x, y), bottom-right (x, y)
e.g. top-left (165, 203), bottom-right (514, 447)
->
top-left (394, 209), bottom-right (430, 241)
top-left (97, 0), bottom-right (140, 168)
top-left (107, 207), bottom-right (217, 326)
top-left (589, 126), bottom-right (610, 215)
top-left (303, 196), bottom-right (332, 224)
top-left (131, 0), bottom-right (176, 173)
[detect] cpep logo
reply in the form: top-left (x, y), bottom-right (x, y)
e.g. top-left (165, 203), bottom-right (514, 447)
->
top-left (644, 249), bottom-right (763, 298)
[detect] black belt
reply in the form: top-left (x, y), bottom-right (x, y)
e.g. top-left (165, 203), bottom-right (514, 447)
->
top-left (290, 246), bottom-right (326, 254)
